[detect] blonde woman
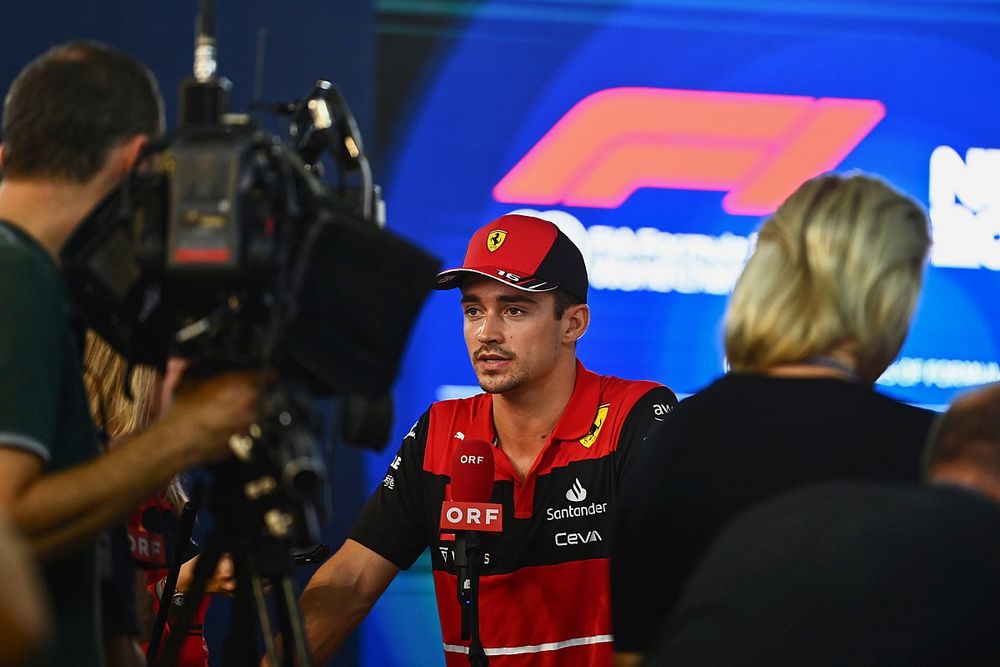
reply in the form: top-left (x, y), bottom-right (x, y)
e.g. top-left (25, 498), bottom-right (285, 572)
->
top-left (612, 173), bottom-right (936, 663)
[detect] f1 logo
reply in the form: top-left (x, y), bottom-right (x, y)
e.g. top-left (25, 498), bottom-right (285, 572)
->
top-left (493, 87), bottom-right (885, 216)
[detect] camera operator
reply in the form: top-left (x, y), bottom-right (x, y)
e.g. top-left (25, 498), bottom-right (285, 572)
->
top-left (0, 41), bottom-right (258, 666)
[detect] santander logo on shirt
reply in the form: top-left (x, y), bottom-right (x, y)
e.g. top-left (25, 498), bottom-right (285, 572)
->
top-left (547, 478), bottom-right (608, 522)
top-left (566, 478), bottom-right (588, 502)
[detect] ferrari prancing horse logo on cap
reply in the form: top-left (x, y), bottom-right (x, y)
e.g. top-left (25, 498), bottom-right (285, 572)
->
top-left (486, 229), bottom-right (507, 252)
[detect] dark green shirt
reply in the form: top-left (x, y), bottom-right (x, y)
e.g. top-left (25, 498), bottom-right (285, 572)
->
top-left (0, 220), bottom-right (103, 666)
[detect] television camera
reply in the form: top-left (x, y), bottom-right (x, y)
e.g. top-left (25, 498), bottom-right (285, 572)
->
top-left (60, 2), bottom-right (441, 664)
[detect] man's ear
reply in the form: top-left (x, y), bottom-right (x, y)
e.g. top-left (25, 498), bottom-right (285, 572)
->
top-left (563, 303), bottom-right (590, 343)
top-left (0, 144), bottom-right (6, 170)
top-left (119, 134), bottom-right (149, 174)
top-left (92, 135), bottom-right (149, 194)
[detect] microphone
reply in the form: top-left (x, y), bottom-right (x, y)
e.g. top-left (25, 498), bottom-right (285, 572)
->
top-left (440, 439), bottom-right (497, 666)
top-left (192, 0), bottom-right (217, 83)
top-left (440, 439), bottom-right (503, 533)
top-left (178, 0), bottom-right (231, 127)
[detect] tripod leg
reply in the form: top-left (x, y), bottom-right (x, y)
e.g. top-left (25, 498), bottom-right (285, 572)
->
top-left (222, 559), bottom-right (259, 667)
top-left (251, 573), bottom-right (279, 663)
top-left (270, 573), bottom-right (314, 667)
top-left (148, 494), bottom-right (203, 664)
top-left (157, 542), bottom-right (223, 667)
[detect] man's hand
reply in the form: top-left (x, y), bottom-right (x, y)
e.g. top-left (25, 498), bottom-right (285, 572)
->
top-left (156, 371), bottom-right (260, 467)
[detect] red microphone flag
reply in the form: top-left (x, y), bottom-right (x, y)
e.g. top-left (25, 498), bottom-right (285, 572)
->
top-left (440, 439), bottom-right (502, 532)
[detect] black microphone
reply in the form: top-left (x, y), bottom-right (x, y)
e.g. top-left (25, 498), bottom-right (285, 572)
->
top-left (440, 439), bottom-right (498, 667)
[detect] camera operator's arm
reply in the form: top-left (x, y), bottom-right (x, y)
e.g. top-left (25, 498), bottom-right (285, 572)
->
top-left (294, 539), bottom-right (399, 665)
top-left (0, 515), bottom-right (49, 667)
top-left (0, 372), bottom-right (257, 561)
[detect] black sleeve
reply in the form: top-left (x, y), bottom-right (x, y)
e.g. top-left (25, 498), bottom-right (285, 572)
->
top-left (612, 400), bottom-right (700, 654)
top-left (613, 386), bottom-right (679, 484)
top-left (348, 410), bottom-right (431, 570)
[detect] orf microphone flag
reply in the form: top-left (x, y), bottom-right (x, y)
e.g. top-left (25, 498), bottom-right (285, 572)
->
top-left (440, 439), bottom-right (502, 532)
top-left (451, 438), bottom-right (495, 502)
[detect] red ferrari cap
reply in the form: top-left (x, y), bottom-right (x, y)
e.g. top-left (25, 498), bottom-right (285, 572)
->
top-left (435, 214), bottom-right (588, 302)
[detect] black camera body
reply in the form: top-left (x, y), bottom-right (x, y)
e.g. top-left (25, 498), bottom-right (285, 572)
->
top-left (61, 50), bottom-right (440, 557)
top-left (63, 86), bottom-right (439, 398)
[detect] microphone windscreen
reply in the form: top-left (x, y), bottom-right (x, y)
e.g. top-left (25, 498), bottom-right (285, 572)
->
top-left (450, 439), bottom-right (495, 503)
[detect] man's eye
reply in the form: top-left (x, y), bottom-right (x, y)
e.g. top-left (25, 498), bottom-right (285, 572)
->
top-left (464, 307), bottom-right (480, 317)
top-left (507, 307), bottom-right (524, 316)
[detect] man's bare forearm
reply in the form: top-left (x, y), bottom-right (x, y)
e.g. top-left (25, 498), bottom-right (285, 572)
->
top-left (298, 580), bottom-right (374, 665)
top-left (292, 540), bottom-right (399, 665)
top-left (3, 371), bottom-right (257, 561)
top-left (0, 517), bottom-right (48, 666)
top-left (9, 417), bottom-right (201, 560)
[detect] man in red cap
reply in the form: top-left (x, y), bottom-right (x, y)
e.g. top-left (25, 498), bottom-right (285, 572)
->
top-left (292, 214), bottom-right (676, 666)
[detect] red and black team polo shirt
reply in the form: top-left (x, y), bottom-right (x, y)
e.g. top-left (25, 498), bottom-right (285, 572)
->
top-left (351, 360), bottom-right (676, 666)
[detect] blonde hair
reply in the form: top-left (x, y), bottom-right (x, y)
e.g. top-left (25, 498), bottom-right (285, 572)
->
top-left (82, 331), bottom-right (157, 440)
top-left (724, 173), bottom-right (930, 374)
top-left (83, 332), bottom-right (189, 510)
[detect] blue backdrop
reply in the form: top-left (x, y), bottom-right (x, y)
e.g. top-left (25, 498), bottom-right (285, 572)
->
top-left (367, 1), bottom-right (1000, 664)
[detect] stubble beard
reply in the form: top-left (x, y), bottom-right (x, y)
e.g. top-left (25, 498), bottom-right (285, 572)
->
top-left (476, 366), bottom-right (527, 395)
top-left (470, 344), bottom-right (526, 394)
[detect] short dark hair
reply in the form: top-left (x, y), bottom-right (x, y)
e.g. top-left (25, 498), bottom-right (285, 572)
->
top-left (2, 40), bottom-right (162, 183)
top-left (925, 384), bottom-right (1000, 482)
top-left (552, 287), bottom-right (584, 319)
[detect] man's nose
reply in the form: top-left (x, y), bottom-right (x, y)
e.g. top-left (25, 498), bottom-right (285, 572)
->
top-left (476, 312), bottom-right (504, 343)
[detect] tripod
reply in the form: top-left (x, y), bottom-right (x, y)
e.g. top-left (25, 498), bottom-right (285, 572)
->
top-left (158, 533), bottom-right (311, 666)
top-left (152, 441), bottom-right (326, 667)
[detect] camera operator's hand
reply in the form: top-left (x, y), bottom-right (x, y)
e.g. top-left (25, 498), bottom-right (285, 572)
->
top-left (157, 371), bottom-right (260, 466)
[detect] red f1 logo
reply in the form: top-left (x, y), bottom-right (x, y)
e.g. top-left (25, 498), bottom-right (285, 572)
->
top-left (493, 87), bottom-right (885, 216)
